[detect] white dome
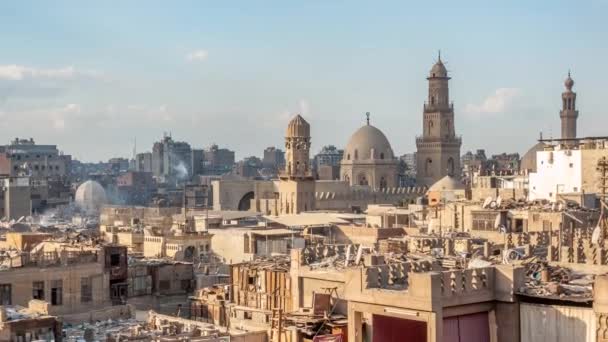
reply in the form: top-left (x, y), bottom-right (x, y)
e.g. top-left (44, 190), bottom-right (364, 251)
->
top-left (343, 124), bottom-right (394, 162)
top-left (75, 180), bottom-right (107, 213)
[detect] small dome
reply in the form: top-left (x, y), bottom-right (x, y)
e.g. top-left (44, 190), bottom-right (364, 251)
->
top-left (75, 180), bottom-right (107, 214)
top-left (430, 60), bottom-right (448, 78)
top-left (343, 124), bottom-right (394, 161)
top-left (286, 114), bottom-right (310, 137)
top-left (520, 142), bottom-right (546, 172)
top-left (428, 175), bottom-right (464, 192)
top-left (564, 74), bottom-right (574, 91)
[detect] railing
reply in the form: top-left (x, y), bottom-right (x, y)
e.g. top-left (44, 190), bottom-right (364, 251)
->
top-left (416, 136), bottom-right (462, 145)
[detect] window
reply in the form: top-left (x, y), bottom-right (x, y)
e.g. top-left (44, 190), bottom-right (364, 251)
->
top-left (569, 163), bottom-right (574, 168)
top-left (159, 280), bottom-right (171, 291)
top-left (51, 280), bottom-right (63, 306)
top-left (244, 311), bottom-right (253, 320)
top-left (110, 253), bottom-right (121, 266)
top-left (0, 284), bottom-right (11, 305)
top-left (81, 277), bottom-right (92, 303)
top-left (380, 152), bottom-right (385, 160)
top-left (33, 281), bottom-right (45, 300)
top-left (181, 280), bottom-right (191, 291)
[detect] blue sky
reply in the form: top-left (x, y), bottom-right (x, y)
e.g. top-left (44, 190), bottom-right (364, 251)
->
top-left (0, 1), bottom-right (606, 162)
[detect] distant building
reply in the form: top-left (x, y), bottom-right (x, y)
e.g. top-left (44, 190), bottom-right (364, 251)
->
top-left (262, 147), bottom-right (285, 170)
top-left (203, 144), bottom-right (235, 175)
top-left (0, 138), bottom-right (71, 179)
top-left (108, 157), bottom-right (130, 173)
top-left (314, 145), bottom-right (343, 169)
top-left (152, 135), bottom-right (192, 181)
top-left (314, 145), bottom-right (343, 180)
top-left (116, 171), bottom-right (155, 205)
top-left (135, 152), bottom-right (153, 173)
top-left (191, 149), bottom-right (205, 176)
top-left (233, 156), bottom-right (263, 178)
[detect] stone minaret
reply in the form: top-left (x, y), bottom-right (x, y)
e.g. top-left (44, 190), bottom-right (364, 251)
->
top-left (560, 72), bottom-right (578, 140)
top-left (416, 53), bottom-right (462, 186)
top-left (279, 114), bottom-right (315, 214)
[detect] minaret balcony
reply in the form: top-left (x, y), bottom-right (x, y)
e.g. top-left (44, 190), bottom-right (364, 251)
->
top-left (416, 135), bottom-right (462, 145)
top-left (424, 102), bottom-right (453, 112)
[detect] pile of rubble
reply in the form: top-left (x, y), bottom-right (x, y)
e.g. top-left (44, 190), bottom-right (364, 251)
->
top-left (520, 261), bottom-right (595, 301)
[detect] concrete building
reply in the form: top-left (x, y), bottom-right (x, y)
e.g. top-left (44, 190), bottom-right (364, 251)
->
top-left (0, 304), bottom-right (62, 342)
top-left (135, 152), bottom-right (153, 173)
top-left (314, 145), bottom-right (343, 179)
top-left (2, 177), bottom-right (31, 220)
top-left (0, 138), bottom-right (71, 179)
top-left (341, 114), bottom-right (399, 189)
top-left (152, 135), bottom-right (193, 181)
top-left (0, 238), bottom-right (129, 320)
top-left (529, 137), bottom-right (608, 202)
top-left (116, 171), bottom-right (155, 205)
top-left (203, 144), bottom-right (235, 175)
top-left (191, 148), bottom-right (205, 176)
top-left (416, 55), bottom-right (462, 186)
top-left (262, 146), bottom-right (285, 170)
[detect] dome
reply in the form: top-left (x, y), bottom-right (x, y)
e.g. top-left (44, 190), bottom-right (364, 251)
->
top-left (430, 59), bottom-right (448, 78)
top-left (428, 175), bottom-right (464, 192)
top-left (75, 180), bottom-right (107, 213)
top-left (520, 142), bottom-right (546, 173)
top-left (343, 124), bottom-right (394, 162)
top-left (286, 114), bottom-right (310, 137)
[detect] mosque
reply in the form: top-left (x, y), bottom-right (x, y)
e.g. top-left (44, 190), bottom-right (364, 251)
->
top-left (212, 56), bottom-right (457, 214)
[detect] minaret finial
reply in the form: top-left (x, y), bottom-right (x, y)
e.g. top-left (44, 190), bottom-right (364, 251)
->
top-left (539, 131), bottom-right (543, 140)
top-left (438, 50), bottom-right (441, 62)
top-left (568, 69), bottom-right (571, 77)
top-left (366, 112), bottom-right (370, 125)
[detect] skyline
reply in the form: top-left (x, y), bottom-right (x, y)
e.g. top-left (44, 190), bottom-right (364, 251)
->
top-left (1, 1), bottom-right (607, 162)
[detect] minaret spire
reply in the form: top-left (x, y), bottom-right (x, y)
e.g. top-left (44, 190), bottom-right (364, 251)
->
top-left (366, 112), bottom-right (370, 125)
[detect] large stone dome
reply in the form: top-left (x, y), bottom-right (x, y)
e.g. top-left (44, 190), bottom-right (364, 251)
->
top-left (75, 180), bottom-right (107, 214)
top-left (343, 124), bottom-right (394, 162)
top-left (520, 142), bottom-right (546, 173)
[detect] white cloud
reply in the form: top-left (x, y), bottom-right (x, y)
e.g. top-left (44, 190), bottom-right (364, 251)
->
top-left (464, 88), bottom-right (521, 115)
top-left (0, 64), bottom-right (100, 81)
top-left (186, 50), bottom-right (209, 62)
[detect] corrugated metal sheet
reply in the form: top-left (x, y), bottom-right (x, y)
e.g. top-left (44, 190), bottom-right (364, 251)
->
top-left (520, 303), bottom-right (596, 342)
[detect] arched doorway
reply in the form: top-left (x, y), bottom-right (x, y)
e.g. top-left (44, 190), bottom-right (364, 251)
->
top-left (238, 191), bottom-right (255, 211)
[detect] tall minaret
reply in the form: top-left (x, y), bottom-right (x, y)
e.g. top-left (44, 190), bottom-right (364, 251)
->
top-left (560, 72), bottom-right (578, 140)
top-left (282, 114), bottom-right (312, 179)
top-left (416, 53), bottom-right (462, 186)
top-left (279, 114), bottom-right (315, 214)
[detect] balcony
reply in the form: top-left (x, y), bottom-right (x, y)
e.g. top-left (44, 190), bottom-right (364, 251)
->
top-left (416, 136), bottom-right (462, 145)
top-left (423, 102), bottom-right (454, 112)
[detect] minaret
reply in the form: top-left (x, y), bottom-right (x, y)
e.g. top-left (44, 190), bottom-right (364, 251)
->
top-left (282, 114), bottom-right (312, 180)
top-left (279, 114), bottom-right (315, 214)
top-left (560, 72), bottom-right (578, 140)
top-left (416, 53), bottom-right (462, 186)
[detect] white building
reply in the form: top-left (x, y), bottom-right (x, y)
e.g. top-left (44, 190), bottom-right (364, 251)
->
top-left (528, 148), bottom-right (582, 202)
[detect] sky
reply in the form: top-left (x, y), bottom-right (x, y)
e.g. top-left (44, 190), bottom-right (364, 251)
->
top-left (0, 1), bottom-right (607, 162)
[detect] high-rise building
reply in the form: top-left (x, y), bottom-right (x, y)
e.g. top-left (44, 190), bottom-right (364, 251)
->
top-left (151, 135), bottom-right (192, 181)
top-left (135, 152), bottom-right (153, 172)
top-left (0, 138), bottom-right (71, 179)
top-left (262, 147), bottom-right (285, 170)
top-left (203, 144), bottom-right (235, 175)
top-left (560, 72), bottom-right (578, 140)
top-left (416, 54), bottom-right (462, 186)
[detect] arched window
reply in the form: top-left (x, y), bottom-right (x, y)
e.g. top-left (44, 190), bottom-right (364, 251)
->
top-left (431, 96), bottom-right (435, 105)
top-left (447, 157), bottom-right (455, 176)
top-left (358, 174), bottom-right (368, 186)
top-left (380, 152), bottom-right (385, 160)
top-left (354, 150), bottom-right (358, 160)
top-left (425, 158), bottom-right (433, 176)
top-left (428, 121), bottom-right (433, 135)
top-left (347, 154), bottom-right (350, 160)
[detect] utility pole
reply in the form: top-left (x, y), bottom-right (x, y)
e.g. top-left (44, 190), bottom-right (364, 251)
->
top-left (596, 157), bottom-right (608, 245)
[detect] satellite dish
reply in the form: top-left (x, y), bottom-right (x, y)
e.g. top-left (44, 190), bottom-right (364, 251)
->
top-left (592, 225), bottom-right (601, 245)
top-left (496, 196), bottom-right (502, 207)
top-left (482, 197), bottom-right (492, 209)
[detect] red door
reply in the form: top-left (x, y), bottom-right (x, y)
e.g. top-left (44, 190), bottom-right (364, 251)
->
top-left (373, 314), bottom-right (427, 342)
top-left (443, 312), bottom-right (490, 342)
